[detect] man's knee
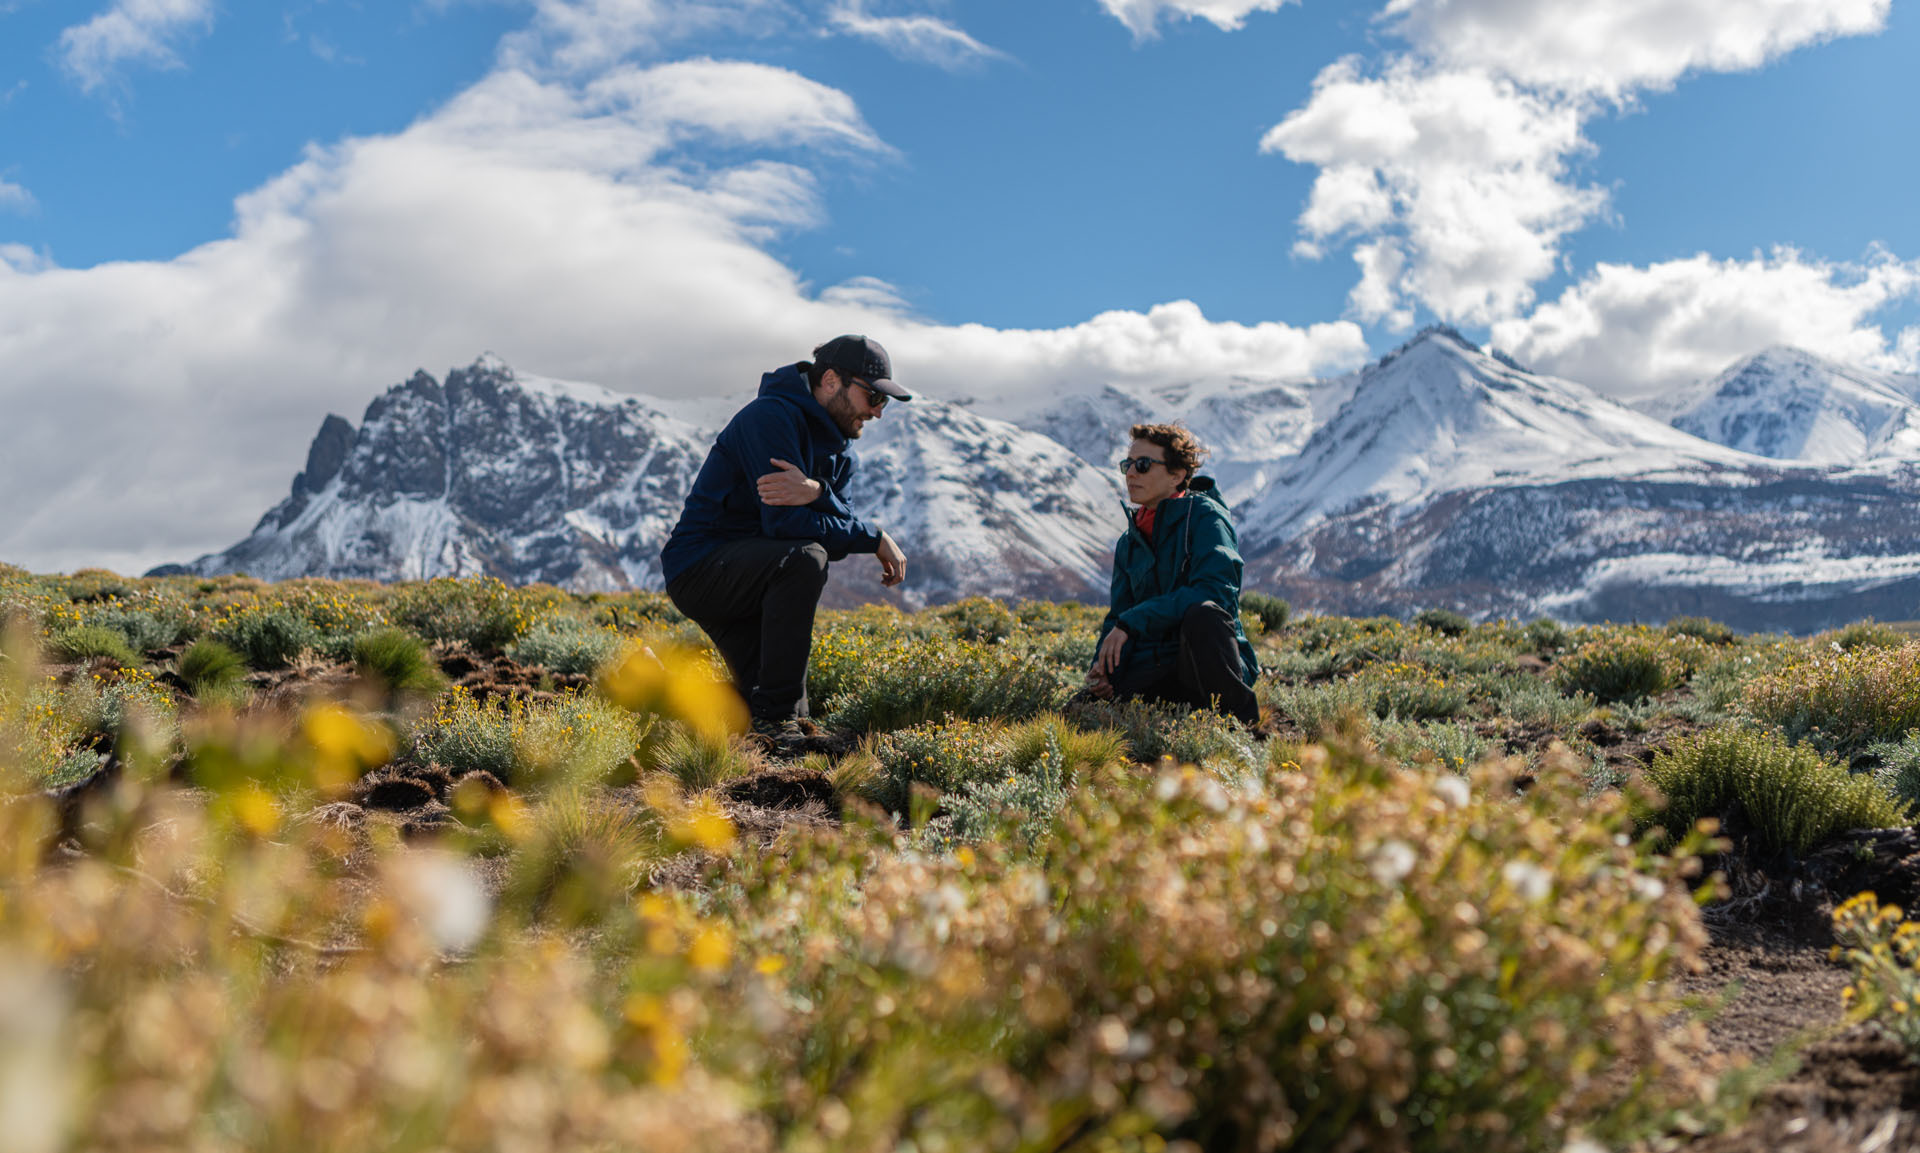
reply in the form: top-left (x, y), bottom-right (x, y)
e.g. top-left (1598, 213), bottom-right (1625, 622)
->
top-left (775, 541), bottom-right (830, 588)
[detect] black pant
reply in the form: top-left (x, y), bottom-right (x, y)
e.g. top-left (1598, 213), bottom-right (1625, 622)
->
top-left (665, 538), bottom-right (830, 723)
top-left (1112, 601), bottom-right (1260, 726)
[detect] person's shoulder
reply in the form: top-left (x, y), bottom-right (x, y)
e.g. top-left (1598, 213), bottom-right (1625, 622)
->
top-left (723, 394), bottom-right (802, 433)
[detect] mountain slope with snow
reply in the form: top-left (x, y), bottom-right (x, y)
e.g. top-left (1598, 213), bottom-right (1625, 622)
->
top-left (1653, 346), bottom-right (1920, 463)
top-left (1232, 330), bottom-right (1920, 631)
top-left (1237, 328), bottom-right (1761, 552)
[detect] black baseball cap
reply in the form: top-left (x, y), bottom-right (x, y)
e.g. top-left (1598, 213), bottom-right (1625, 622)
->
top-left (812, 335), bottom-right (910, 401)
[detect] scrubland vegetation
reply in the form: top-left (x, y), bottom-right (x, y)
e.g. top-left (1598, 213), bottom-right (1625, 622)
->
top-left (7, 563), bottom-right (1920, 1150)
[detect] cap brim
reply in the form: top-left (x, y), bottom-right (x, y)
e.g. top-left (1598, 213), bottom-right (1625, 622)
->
top-left (871, 378), bottom-right (911, 401)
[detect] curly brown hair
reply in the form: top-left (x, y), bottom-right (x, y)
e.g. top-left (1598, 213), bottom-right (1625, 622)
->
top-left (1128, 422), bottom-right (1208, 481)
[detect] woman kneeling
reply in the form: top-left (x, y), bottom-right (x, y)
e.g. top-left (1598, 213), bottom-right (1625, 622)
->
top-left (1086, 423), bottom-right (1260, 726)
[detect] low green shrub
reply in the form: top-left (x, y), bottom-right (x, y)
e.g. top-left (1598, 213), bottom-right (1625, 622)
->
top-left (57, 668), bottom-right (180, 757)
top-left (88, 606), bottom-right (194, 654)
top-left (1263, 677), bottom-right (1373, 739)
top-left (178, 639), bottom-right (246, 698)
top-left (1065, 696), bottom-right (1260, 776)
top-left (352, 627), bottom-right (445, 695)
top-left (48, 624), bottom-right (139, 665)
top-left (1666, 616), bottom-right (1735, 645)
top-left (651, 725), bottom-right (758, 791)
top-left (1521, 616), bottom-right (1569, 656)
top-left (933, 597), bottom-right (1018, 643)
top-left (1413, 607), bottom-right (1471, 636)
top-left (811, 629), bottom-right (1070, 733)
top-left (894, 716), bottom-right (1128, 847)
top-left (1822, 619), bottom-right (1907, 652)
top-left (507, 615), bottom-right (624, 676)
top-left (414, 688), bottom-right (645, 790)
top-left (1552, 634), bottom-right (1692, 703)
top-left (390, 576), bottom-right (540, 653)
top-left (1867, 732), bottom-right (1920, 809)
top-left (1240, 590), bottom-right (1291, 633)
top-left (59, 569), bottom-right (135, 603)
top-left (502, 787), bottom-right (660, 926)
top-left (213, 606), bottom-right (320, 669)
top-left (1644, 727), bottom-right (1910, 854)
top-left (1362, 661), bottom-right (1470, 720)
top-left (868, 718), bottom-right (1009, 813)
top-left (415, 688), bottom-right (516, 782)
top-left (1489, 674), bottom-right (1594, 731)
top-left (1378, 719), bottom-right (1496, 773)
top-left (934, 725), bottom-right (1074, 853)
top-left (1746, 642), bottom-right (1920, 752)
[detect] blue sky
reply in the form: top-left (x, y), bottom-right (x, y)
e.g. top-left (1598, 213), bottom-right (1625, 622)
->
top-left (2, 0), bottom-right (1918, 572)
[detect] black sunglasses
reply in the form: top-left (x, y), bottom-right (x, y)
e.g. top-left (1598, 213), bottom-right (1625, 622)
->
top-left (1118, 456), bottom-right (1168, 475)
top-left (846, 376), bottom-right (888, 409)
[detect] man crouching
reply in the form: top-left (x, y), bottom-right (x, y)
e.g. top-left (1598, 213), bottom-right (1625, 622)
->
top-left (660, 335), bottom-right (909, 753)
top-left (1086, 422), bottom-right (1261, 727)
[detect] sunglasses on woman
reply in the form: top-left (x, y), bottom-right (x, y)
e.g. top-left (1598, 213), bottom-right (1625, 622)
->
top-left (1118, 456), bottom-right (1168, 475)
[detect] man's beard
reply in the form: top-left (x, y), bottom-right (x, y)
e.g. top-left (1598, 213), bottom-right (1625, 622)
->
top-left (824, 390), bottom-right (864, 438)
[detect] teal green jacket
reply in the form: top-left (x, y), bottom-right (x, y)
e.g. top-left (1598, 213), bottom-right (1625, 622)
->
top-left (1096, 477), bottom-right (1258, 687)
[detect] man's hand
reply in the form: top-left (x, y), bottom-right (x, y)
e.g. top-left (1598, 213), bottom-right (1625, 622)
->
top-left (876, 532), bottom-right (907, 587)
top-left (1092, 626), bottom-right (1128, 677)
top-left (757, 458), bottom-right (822, 507)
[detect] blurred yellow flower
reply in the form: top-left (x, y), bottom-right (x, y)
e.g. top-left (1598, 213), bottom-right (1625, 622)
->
top-left (598, 644), bottom-right (746, 740)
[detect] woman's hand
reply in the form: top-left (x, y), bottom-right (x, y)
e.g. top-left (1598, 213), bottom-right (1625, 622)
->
top-left (1083, 668), bottom-right (1115, 699)
top-left (1092, 626), bottom-right (1128, 677)
top-left (757, 458), bottom-right (823, 506)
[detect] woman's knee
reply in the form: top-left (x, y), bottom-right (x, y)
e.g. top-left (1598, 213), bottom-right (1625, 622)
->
top-left (1181, 601), bottom-right (1233, 631)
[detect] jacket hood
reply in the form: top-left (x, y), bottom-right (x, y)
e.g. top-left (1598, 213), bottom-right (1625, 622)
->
top-left (1126, 476), bottom-right (1226, 522)
top-left (758, 363), bottom-right (848, 450)
top-left (1184, 476), bottom-right (1227, 512)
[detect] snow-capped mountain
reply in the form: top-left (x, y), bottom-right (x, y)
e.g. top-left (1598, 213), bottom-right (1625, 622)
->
top-left (1235, 330), bottom-right (1920, 631)
top-left (1652, 346), bottom-right (1920, 464)
top-left (168, 357), bottom-right (710, 591)
top-left (165, 357), bottom-right (1126, 606)
top-left (1236, 328), bottom-right (1758, 551)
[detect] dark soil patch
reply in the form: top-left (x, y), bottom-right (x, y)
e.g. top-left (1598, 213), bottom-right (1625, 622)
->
top-left (1679, 828), bottom-right (1920, 1150)
top-left (720, 766), bottom-right (840, 817)
top-left (435, 647), bottom-right (589, 704)
top-left (1687, 1033), bottom-right (1920, 1152)
top-left (356, 774), bottom-right (438, 812)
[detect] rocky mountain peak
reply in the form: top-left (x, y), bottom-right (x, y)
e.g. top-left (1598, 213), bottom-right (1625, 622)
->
top-left (1664, 345), bottom-right (1920, 463)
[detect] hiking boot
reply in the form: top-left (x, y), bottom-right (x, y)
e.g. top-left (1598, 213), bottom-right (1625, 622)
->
top-left (749, 716), bottom-right (818, 758)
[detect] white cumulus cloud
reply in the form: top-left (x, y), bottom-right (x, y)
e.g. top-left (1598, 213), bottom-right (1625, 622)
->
top-left (0, 45), bottom-right (1363, 574)
top-left (827, 2), bottom-right (1006, 70)
top-left (1097, 0), bottom-right (1296, 40)
top-left (1383, 0), bottom-right (1891, 96)
top-left (1491, 249), bottom-right (1920, 401)
top-left (1266, 0), bottom-right (1892, 330)
top-left (1265, 58), bottom-right (1605, 326)
top-left (58, 0), bottom-right (216, 93)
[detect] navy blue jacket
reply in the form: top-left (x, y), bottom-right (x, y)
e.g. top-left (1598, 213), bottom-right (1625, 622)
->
top-left (1096, 477), bottom-right (1258, 688)
top-left (660, 364), bottom-right (883, 585)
